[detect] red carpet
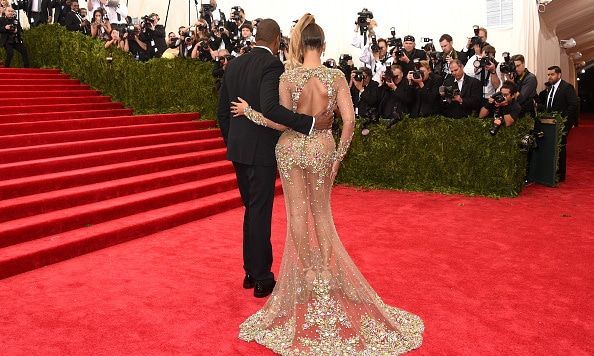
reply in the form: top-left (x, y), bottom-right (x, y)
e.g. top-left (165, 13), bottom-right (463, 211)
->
top-left (0, 67), bottom-right (256, 279)
top-left (0, 114), bottom-right (592, 354)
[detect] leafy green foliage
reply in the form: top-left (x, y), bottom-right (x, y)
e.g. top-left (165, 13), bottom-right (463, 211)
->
top-left (336, 116), bottom-right (534, 197)
top-left (1, 25), bottom-right (217, 118)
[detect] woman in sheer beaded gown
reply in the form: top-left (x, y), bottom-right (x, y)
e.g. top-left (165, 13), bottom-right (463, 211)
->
top-left (230, 14), bottom-right (424, 355)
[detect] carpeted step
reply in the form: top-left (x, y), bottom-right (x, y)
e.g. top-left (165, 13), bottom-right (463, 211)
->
top-left (0, 121), bottom-right (214, 148)
top-left (0, 138), bottom-right (225, 180)
top-left (0, 79), bottom-right (82, 85)
top-left (0, 102), bottom-right (123, 115)
top-left (0, 173), bottom-right (239, 248)
top-left (0, 160), bottom-right (235, 222)
top-left (0, 148), bottom-right (228, 199)
top-left (0, 84), bottom-right (90, 92)
top-left (0, 68), bottom-right (61, 74)
top-left (0, 89), bottom-right (102, 98)
top-left (0, 96), bottom-right (111, 107)
top-left (0, 108), bottom-right (134, 123)
top-left (0, 114), bottom-right (208, 135)
top-left (0, 129), bottom-right (221, 164)
top-left (0, 73), bottom-right (70, 80)
top-left (0, 187), bottom-right (246, 280)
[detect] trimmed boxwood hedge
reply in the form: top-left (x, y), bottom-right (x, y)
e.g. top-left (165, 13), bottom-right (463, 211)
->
top-left (4, 25), bottom-right (566, 197)
top-left (336, 116), bottom-right (535, 197)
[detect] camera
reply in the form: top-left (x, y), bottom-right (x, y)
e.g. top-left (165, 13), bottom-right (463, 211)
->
top-left (279, 36), bottom-right (288, 51)
top-left (439, 85), bottom-right (461, 102)
top-left (469, 25), bottom-right (482, 47)
top-left (339, 54), bottom-right (352, 68)
top-left (370, 35), bottom-right (380, 53)
top-left (473, 55), bottom-right (497, 69)
top-left (323, 59), bottom-right (337, 68)
top-left (353, 70), bottom-right (365, 82)
top-left (489, 111), bottom-right (504, 136)
top-left (200, 3), bottom-right (214, 16)
top-left (231, 6), bottom-right (242, 21)
top-left (10, 0), bottom-right (28, 10)
top-left (491, 92), bottom-right (505, 104)
top-left (499, 52), bottom-right (515, 74)
top-left (422, 38), bottom-right (435, 52)
top-left (410, 58), bottom-right (422, 80)
top-left (141, 15), bottom-right (154, 28)
top-left (519, 129), bottom-right (544, 152)
top-left (357, 8), bottom-right (373, 34)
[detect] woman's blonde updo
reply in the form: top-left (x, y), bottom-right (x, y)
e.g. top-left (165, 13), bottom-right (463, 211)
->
top-left (286, 13), bottom-right (325, 69)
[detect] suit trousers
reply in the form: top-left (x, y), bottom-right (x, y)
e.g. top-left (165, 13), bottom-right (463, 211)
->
top-left (232, 161), bottom-right (277, 282)
top-left (3, 42), bottom-right (29, 68)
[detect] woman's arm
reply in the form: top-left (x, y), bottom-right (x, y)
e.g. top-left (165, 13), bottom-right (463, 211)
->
top-left (231, 98), bottom-right (288, 132)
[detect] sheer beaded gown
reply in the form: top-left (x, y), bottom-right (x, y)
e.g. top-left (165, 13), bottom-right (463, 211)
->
top-left (238, 65), bottom-right (424, 354)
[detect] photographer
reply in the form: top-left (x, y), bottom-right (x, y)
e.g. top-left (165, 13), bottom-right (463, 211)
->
top-left (141, 12), bottom-right (166, 58)
top-left (378, 64), bottom-right (413, 121)
top-left (64, 1), bottom-right (90, 35)
top-left (0, 7), bottom-right (29, 67)
top-left (407, 60), bottom-right (443, 118)
top-left (178, 26), bottom-right (196, 59)
top-left (191, 34), bottom-right (212, 61)
top-left (162, 31), bottom-right (180, 59)
top-left (440, 59), bottom-right (482, 119)
top-left (51, 0), bottom-right (71, 26)
top-left (359, 36), bottom-right (388, 84)
top-left (225, 6), bottom-right (248, 39)
top-left (124, 24), bottom-right (149, 61)
top-left (510, 54), bottom-right (537, 118)
top-left (104, 28), bottom-right (126, 51)
top-left (208, 21), bottom-right (232, 52)
top-left (212, 49), bottom-right (232, 92)
top-left (434, 34), bottom-right (468, 80)
top-left (479, 81), bottom-right (521, 130)
top-left (199, 0), bottom-right (224, 30)
top-left (465, 26), bottom-right (488, 58)
top-left (464, 44), bottom-right (503, 104)
top-left (351, 8), bottom-right (378, 50)
top-left (393, 35), bottom-right (427, 75)
top-left (90, 8), bottom-right (111, 40)
top-left (23, 0), bottom-right (51, 27)
top-left (350, 67), bottom-right (380, 118)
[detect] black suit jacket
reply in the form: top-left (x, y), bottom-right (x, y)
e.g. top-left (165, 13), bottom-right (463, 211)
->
top-left (441, 74), bottom-right (482, 119)
top-left (27, 0), bottom-right (52, 24)
top-left (0, 17), bottom-right (23, 46)
top-left (410, 73), bottom-right (443, 118)
top-left (538, 80), bottom-right (579, 130)
top-left (217, 47), bottom-right (314, 166)
top-left (64, 11), bottom-right (83, 32)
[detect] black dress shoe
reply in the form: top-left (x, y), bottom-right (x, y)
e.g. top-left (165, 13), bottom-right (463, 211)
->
top-left (243, 274), bottom-right (255, 289)
top-left (254, 279), bottom-right (276, 298)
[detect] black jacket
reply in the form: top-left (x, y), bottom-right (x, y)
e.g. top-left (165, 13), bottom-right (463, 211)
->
top-left (351, 81), bottom-right (380, 117)
top-left (64, 11), bottom-right (86, 33)
top-left (217, 47), bottom-right (314, 166)
top-left (378, 80), bottom-right (413, 118)
top-left (395, 48), bottom-right (427, 75)
top-left (27, 0), bottom-right (52, 25)
top-left (0, 17), bottom-right (23, 46)
top-left (410, 73), bottom-right (443, 118)
top-left (441, 74), bottom-right (482, 119)
top-left (514, 70), bottom-right (537, 117)
top-left (537, 80), bottom-right (579, 130)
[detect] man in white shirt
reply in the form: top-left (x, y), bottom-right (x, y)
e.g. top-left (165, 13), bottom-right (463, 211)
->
top-left (464, 44), bottom-right (503, 104)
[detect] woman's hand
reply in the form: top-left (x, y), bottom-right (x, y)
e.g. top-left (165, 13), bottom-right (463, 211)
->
top-left (230, 97), bottom-right (250, 117)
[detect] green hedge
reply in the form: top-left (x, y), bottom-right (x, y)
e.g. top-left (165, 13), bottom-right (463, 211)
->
top-left (336, 116), bottom-right (534, 197)
top-left (1, 25), bottom-right (217, 117)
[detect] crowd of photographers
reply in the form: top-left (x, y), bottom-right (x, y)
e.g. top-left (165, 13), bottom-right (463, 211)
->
top-left (338, 8), bottom-right (545, 136)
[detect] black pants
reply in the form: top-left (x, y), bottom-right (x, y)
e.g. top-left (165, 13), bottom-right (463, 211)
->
top-left (232, 162), bottom-right (277, 282)
top-left (4, 42), bottom-right (29, 68)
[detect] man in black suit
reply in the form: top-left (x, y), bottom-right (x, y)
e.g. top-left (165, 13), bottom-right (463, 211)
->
top-left (217, 19), bottom-right (332, 298)
top-left (537, 66), bottom-right (579, 181)
top-left (0, 7), bottom-right (29, 68)
top-left (64, 1), bottom-right (89, 35)
top-left (25, 0), bottom-right (53, 27)
top-left (440, 59), bottom-right (482, 119)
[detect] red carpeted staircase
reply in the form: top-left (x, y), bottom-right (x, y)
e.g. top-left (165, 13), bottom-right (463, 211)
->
top-left (0, 67), bottom-right (253, 279)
